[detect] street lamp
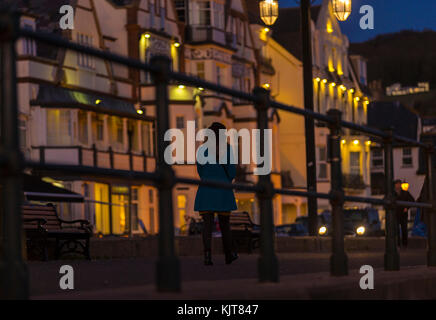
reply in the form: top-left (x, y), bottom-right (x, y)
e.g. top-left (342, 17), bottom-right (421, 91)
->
top-left (332, 0), bottom-right (352, 22)
top-left (259, 0), bottom-right (279, 26)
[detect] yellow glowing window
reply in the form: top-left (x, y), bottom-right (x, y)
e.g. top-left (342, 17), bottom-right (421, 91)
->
top-left (326, 20), bottom-right (333, 33)
top-left (177, 195), bottom-right (187, 209)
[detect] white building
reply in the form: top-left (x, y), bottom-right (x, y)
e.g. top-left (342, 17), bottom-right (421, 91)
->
top-left (14, 0), bottom-right (282, 235)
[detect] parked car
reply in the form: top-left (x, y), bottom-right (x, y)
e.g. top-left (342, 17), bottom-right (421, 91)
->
top-left (275, 215), bottom-right (329, 237)
top-left (322, 208), bottom-right (382, 237)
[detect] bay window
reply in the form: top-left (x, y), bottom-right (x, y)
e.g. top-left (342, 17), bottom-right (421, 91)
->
top-left (78, 110), bottom-right (88, 145)
top-left (142, 122), bottom-right (154, 156)
top-left (129, 120), bottom-right (140, 152)
top-left (108, 116), bottom-right (124, 149)
top-left (46, 109), bottom-right (72, 145)
top-left (92, 114), bottom-right (104, 142)
top-left (191, 1), bottom-right (224, 29)
top-left (198, 1), bottom-right (211, 26)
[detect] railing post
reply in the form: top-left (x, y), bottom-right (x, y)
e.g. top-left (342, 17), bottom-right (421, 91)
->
top-left (92, 143), bottom-right (97, 167)
top-left (0, 11), bottom-right (29, 299)
top-left (327, 109), bottom-right (348, 276)
top-left (253, 87), bottom-right (279, 282)
top-left (424, 141), bottom-right (436, 266)
top-left (383, 128), bottom-right (400, 270)
top-left (150, 56), bottom-right (180, 292)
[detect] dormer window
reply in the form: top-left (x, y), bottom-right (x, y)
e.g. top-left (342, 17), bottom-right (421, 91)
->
top-left (77, 33), bottom-right (94, 69)
top-left (190, 1), bottom-right (224, 29)
top-left (198, 1), bottom-right (211, 26)
top-left (175, 0), bottom-right (187, 22)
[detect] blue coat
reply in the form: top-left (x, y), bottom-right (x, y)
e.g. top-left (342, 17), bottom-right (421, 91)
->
top-left (194, 145), bottom-right (237, 212)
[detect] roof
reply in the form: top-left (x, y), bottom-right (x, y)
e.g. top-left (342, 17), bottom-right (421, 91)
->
top-left (271, 6), bottom-right (321, 60)
top-left (23, 174), bottom-right (84, 202)
top-left (32, 84), bottom-right (154, 120)
top-left (367, 101), bottom-right (419, 140)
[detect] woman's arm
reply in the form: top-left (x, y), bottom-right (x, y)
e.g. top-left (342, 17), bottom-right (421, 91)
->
top-left (226, 162), bottom-right (236, 181)
top-left (197, 162), bottom-right (204, 179)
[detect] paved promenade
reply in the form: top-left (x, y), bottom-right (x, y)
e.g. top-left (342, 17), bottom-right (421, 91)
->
top-left (29, 249), bottom-right (436, 299)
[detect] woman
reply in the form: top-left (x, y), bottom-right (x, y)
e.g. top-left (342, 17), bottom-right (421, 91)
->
top-left (194, 122), bottom-right (238, 266)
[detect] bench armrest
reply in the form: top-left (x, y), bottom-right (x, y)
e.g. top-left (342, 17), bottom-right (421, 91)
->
top-left (59, 219), bottom-right (92, 232)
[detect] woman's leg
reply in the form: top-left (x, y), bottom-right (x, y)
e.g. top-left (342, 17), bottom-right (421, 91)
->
top-left (218, 213), bottom-right (233, 255)
top-left (201, 212), bottom-right (214, 253)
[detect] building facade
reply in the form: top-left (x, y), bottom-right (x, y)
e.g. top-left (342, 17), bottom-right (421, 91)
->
top-left (15, 0), bottom-right (282, 235)
top-left (248, 0), bottom-right (372, 223)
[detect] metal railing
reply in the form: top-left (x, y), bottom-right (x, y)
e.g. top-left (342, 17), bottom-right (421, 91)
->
top-left (1, 12), bottom-right (436, 298)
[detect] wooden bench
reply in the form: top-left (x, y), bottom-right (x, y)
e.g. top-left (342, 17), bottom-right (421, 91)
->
top-left (23, 203), bottom-right (92, 260)
top-left (230, 211), bottom-right (260, 253)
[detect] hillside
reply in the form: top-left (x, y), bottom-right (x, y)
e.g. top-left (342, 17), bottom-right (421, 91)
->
top-left (350, 30), bottom-right (436, 89)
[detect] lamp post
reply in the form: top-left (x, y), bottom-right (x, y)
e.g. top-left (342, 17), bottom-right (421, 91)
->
top-left (259, 0), bottom-right (351, 235)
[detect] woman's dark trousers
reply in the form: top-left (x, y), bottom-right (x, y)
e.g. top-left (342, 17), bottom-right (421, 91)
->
top-left (397, 211), bottom-right (408, 247)
top-left (202, 212), bottom-right (233, 255)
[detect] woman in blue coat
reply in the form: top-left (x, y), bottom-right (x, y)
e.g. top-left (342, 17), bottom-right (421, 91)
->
top-left (194, 122), bottom-right (238, 266)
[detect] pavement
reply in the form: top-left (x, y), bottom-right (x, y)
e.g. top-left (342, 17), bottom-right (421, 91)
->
top-left (29, 249), bottom-right (436, 299)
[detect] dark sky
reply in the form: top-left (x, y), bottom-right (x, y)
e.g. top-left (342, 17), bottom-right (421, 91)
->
top-left (280, 0), bottom-right (436, 43)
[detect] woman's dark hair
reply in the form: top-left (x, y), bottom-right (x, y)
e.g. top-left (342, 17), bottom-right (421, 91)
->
top-left (208, 122), bottom-right (226, 136)
top-left (208, 122), bottom-right (227, 162)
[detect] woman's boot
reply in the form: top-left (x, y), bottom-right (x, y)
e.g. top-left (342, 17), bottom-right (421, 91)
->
top-left (225, 252), bottom-right (238, 265)
top-left (204, 251), bottom-right (213, 266)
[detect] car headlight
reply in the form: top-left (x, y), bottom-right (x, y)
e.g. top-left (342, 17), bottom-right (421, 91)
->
top-left (356, 226), bottom-right (365, 236)
top-left (318, 226), bottom-right (327, 235)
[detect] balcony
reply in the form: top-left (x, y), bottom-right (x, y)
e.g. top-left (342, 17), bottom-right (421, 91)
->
top-left (32, 145), bottom-right (156, 172)
top-left (342, 174), bottom-right (366, 190)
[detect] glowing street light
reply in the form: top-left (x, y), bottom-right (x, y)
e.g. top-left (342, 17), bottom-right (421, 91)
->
top-left (332, 0), bottom-right (352, 22)
top-left (259, 0), bottom-right (279, 26)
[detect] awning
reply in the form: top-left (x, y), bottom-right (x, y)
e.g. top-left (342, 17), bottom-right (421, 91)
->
top-left (23, 174), bottom-right (84, 203)
top-left (30, 84), bottom-right (154, 121)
